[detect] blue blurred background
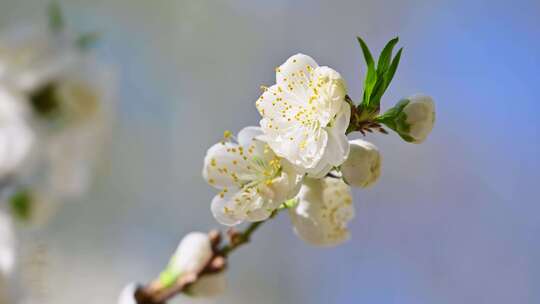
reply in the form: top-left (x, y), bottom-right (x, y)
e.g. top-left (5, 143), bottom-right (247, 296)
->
top-left (1, 0), bottom-right (539, 303)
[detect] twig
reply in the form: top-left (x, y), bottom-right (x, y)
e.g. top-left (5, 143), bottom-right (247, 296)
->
top-left (133, 215), bottom-right (274, 304)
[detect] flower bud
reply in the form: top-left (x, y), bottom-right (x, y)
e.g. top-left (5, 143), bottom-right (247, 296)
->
top-left (341, 139), bottom-right (381, 188)
top-left (117, 283), bottom-right (137, 304)
top-left (187, 272), bottom-right (226, 297)
top-left (401, 94), bottom-right (435, 143)
top-left (378, 94), bottom-right (435, 144)
top-left (169, 232), bottom-right (212, 276)
top-left (289, 177), bottom-right (355, 246)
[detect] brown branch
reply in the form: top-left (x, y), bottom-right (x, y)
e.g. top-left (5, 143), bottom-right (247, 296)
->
top-left (133, 218), bottom-right (271, 304)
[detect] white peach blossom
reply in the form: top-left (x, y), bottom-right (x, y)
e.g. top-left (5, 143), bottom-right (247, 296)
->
top-left (289, 177), bottom-right (354, 246)
top-left (256, 54), bottom-right (350, 178)
top-left (204, 127), bottom-right (302, 225)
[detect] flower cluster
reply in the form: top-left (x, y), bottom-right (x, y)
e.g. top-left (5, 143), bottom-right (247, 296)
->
top-left (125, 36), bottom-right (436, 304)
top-left (203, 38), bottom-right (435, 247)
top-left (0, 5), bottom-right (114, 302)
top-left (0, 6), bottom-right (113, 226)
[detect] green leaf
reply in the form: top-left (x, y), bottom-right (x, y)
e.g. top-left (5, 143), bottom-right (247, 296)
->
top-left (382, 47), bottom-right (403, 92)
top-left (356, 37), bottom-right (404, 122)
top-left (358, 37), bottom-right (377, 108)
top-left (357, 37), bottom-right (375, 68)
top-left (376, 98), bottom-right (413, 141)
top-left (48, 1), bottom-right (64, 32)
top-left (76, 32), bottom-right (100, 50)
top-left (10, 189), bottom-right (32, 221)
top-left (363, 64), bottom-right (377, 106)
top-left (377, 37), bottom-right (399, 75)
top-left (376, 99), bottom-right (409, 121)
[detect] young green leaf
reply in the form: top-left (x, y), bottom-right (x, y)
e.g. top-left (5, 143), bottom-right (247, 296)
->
top-left (357, 37), bottom-right (375, 68)
top-left (362, 64), bottom-right (377, 107)
top-left (377, 37), bottom-right (399, 75)
top-left (357, 37), bottom-right (377, 108)
top-left (382, 47), bottom-right (402, 91)
top-left (357, 37), bottom-right (404, 117)
top-left (375, 98), bottom-right (414, 142)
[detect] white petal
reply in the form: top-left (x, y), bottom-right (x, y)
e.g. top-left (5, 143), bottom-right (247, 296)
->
top-left (312, 66), bottom-right (348, 125)
top-left (274, 126), bottom-right (329, 177)
top-left (289, 178), bottom-right (354, 246)
top-left (304, 159), bottom-right (333, 179)
top-left (256, 84), bottom-right (308, 138)
top-left (210, 191), bottom-right (244, 226)
top-left (237, 126), bottom-right (263, 146)
top-left (331, 101), bottom-right (351, 135)
top-left (281, 159), bottom-right (304, 198)
top-left (276, 54), bottom-right (318, 99)
top-left (324, 127), bottom-right (350, 167)
top-left (202, 142), bottom-right (252, 189)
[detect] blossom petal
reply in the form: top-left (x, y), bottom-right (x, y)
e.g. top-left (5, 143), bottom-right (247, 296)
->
top-left (202, 142), bottom-right (252, 189)
top-left (305, 159), bottom-right (333, 179)
top-left (276, 54), bottom-right (318, 100)
top-left (237, 126), bottom-right (263, 146)
top-left (256, 84), bottom-right (309, 134)
top-left (324, 128), bottom-right (350, 167)
top-left (210, 191), bottom-right (244, 226)
top-left (331, 101), bottom-right (351, 135)
top-left (211, 187), bottom-right (270, 226)
top-left (289, 178), bottom-right (354, 246)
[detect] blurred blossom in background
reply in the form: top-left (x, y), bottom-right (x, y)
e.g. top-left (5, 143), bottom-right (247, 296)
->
top-left (0, 0), bottom-right (539, 303)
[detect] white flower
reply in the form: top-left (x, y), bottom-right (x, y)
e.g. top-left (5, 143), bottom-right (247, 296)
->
top-left (341, 139), bottom-right (381, 188)
top-left (43, 59), bottom-right (114, 198)
top-left (203, 127), bottom-right (302, 226)
top-left (14, 56), bottom-right (115, 201)
top-left (401, 94), bottom-right (435, 144)
top-left (187, 272), bottom-right (226, 297)
top-left (256, 54), bottom-right (351, 178)
top-left (0, 86), bottom-right (34, 178)
top-left (169, 232), bottom-right (213, 275)
top-left (0, 24), bottom-right (115, 201)
top-left (0, 210), bottom-right (15, 276)
top-left (117, 283), bottom-right (137, 304)
top-left (0, 25), bottom-right (79, 93)
top-left (289, 177), bottom-right (354, 246)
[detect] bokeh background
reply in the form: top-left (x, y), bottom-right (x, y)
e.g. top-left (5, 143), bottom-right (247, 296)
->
top-left (1, 0), bottom-right (540, 303)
